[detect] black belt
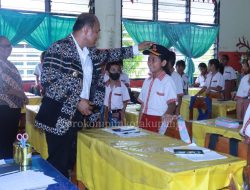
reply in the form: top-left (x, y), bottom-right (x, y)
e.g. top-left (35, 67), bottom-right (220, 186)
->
top-left (110, 109), bottom-right (122, 113)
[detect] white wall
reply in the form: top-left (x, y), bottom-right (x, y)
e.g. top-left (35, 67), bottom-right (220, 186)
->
top-left (219, 0), bottom-right (250, 52)
top-left (95, 0), bottom-right (121, 49)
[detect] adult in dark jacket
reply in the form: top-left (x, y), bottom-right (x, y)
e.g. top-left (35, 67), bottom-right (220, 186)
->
top-left (35, 13), bottom-right (151, 177)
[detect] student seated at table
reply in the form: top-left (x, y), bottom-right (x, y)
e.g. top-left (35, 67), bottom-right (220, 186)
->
top-left (167, 51), bottom-right (184, 115)
top-left (176, 60), bottom-right (189, 95)
top-left (104, 61), bottom-right (130, 127)
top-left (195, 59), bottom-right (225, 99)
top-left (194, 62), bottom-right (208, 87)
top-left (239, 104), bottom-right (250, 143)
top-left (138, 44), bottom-right (177, 133)
top-left (235, 58), bottom-right (250, 120)
top-left (220, 54), bottom-right (237, 100)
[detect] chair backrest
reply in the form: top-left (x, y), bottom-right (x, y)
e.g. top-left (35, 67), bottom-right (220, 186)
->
top-left (205, 133), bottom-right (250, 163)
top-left (189, 96), bottom-right (212, 120)
top-left (164, 119), bottom-right (192, 140)
top-left (205, 133), bottom-right (250, 189)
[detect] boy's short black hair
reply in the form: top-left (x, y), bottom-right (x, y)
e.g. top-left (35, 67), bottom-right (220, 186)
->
top-left (198, 62), bottom-right (207, 69)
top-left (106, 61), bottom-right (122, 71)
top-left (208, 59), bottom-right (220, 71)
top-left (176, 60), bottom-right (186, 69)
top-left (221, 54), bottom-right (229, 61)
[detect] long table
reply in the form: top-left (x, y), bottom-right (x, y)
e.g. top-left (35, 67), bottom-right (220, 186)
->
top-left (21, 93), bottom-right (42, 114)
top-left (25, 104), bottom-right (140, 160)
top-left (76, 129), bottom-right (246, 190)
top-left (192, 119), bottom-right (243, 147)
top-left (1, 155), bottom-right (77, 190)
top-left (180, 95), bottom-right (236, 120)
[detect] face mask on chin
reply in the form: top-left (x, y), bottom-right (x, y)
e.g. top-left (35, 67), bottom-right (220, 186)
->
top-left (109, 72), bottom-right (120, 81)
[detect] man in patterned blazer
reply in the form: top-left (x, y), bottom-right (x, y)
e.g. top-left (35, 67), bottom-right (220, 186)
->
top-left (35, 13), bottom-right (152, 177)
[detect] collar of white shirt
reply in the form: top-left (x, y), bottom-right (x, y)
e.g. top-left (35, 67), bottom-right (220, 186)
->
top-left (71, 33), bottom-right (89, 60)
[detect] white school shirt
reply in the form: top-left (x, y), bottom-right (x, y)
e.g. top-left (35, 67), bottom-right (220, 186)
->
top-left (171, 71), bottom-right (184, 96)
top-left (240, 104), bottom-right (250, 137)
top-left (71, 34), bottom-right (139, 100)
top-left (103, 72), bottom-right (130, 86)
top-left (138, 72), bottom-right (177, 116)
top-left (181, 73), bottom-right (189, 91)
top-left (223, 66), bottom-right (237, 81)
top-left (104, 81), bottom-right (130, 110)
top-left (236, 74), bottom-right (250, 98)
top-left (34, 63), bottom-right (42, 78)
top-left (204, 72), bottom-right (225, 91)
top-left (195, 74), bottom-right (206, 87)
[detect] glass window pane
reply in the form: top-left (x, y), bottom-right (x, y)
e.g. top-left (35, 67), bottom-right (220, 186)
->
top-left (51, 0), bottom-right (90, 14)
top-left (1, 0), bottom-right (45, 12)
top-left (9, 41), bottom-right (41, 81)
top-left (122, 0), bottom-right (153, 20)
top-left (190, 1), bottom-right (215, 24)
top-left (158, 0), bottom-right (186, 22)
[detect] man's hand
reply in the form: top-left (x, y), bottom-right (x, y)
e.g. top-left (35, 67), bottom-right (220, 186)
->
top-left (138, 41), bottom-right (154, 51)
top-left (77, 99), bottom-right (93, 116)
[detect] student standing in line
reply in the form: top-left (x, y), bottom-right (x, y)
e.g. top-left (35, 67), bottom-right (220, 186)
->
top-left (176, 60), bottom-right (189, 95)
top-left (104, 61), bottom-right (130, 127)
top-left (194, 62), bottom-right (208, 87)
top-left (196, 59), bottom-right (225, 99)
top-left (166, 51), bottom-right (183, 115)
top-left (220, 54), bottom-right (237, 100)
top-left (138, 44), bottom-right (177, 133)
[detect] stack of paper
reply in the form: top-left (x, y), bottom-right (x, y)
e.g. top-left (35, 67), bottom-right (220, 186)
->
top-left (164, 143), bottom-right (227, 162)
top-left (102, 126), bottom-right (148, 138)
top-left (215, 117), bottom-right (240, 129)
top-left (0, 170), bottom-right (57, 190)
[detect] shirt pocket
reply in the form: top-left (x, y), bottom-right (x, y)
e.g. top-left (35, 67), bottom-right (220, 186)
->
top-left (156, 91), bottom-right (165, 96)
top-left (114, 93), bottom-right (122, 96)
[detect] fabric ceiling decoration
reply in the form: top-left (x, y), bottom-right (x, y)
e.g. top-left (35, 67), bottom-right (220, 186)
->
top-left (0, 9), bottom-right (76, 50)
top-left (123, 19), bottom-right (172, 48)
top-left (25, 15), bottom-right (76, 51)
top-left (123, 19), bottom-right (219, 83)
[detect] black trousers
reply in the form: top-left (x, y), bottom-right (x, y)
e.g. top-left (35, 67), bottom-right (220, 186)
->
top-left (45, 128), bottom-right (78, 178)
top-left (0, 106), bottom-right (21, 159)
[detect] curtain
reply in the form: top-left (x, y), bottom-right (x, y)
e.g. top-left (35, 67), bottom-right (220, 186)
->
top-left (0, 9), bottom-right (76, 50)
top-left (0, 9), bottom-right (45, 45)
top-left (25, 15), bottom-right (76, 51)
top-left (162, 23), bottom-right (219, 83)
top-left (123, 20), bottom-right (219, 83)
top-left (123, 19), bottom-right (172, 48)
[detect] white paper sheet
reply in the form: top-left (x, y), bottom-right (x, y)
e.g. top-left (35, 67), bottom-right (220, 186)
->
top-left (102, 126), bottom-right (148, 137)
top-left (0, 159), bottom-right (6, 165)
top-left (164, 143), bottom-right (227, 162)
top-left (0, 170), bottom-right (57, 190)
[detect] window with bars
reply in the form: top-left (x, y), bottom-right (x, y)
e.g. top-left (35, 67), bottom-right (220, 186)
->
top-left (0, 0), bottom-right (90, 80)
top-left (122, 0), bottom-right (153, 20)
top-left (51, 0), bottom-right (90, 14)
top-left (158, 0), bottom-right (186, 22)
top-left (122, 0), bottom-right (218, 78)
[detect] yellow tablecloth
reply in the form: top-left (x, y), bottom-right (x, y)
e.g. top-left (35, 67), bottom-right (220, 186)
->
top-left (21, 95), bottom-right (42, 113)
top-left (25, 105), bottom-right (48, 159)
top-left (188, 87), bottom-right (202, 96)
top-left (76, 129), bottom-right (246, 190)
top-left (125, 104), bottom-right (140, 126)
top-left (180, 95), bottom-right (236, 121)
top-left (192, 119), bottom-right (243, 147)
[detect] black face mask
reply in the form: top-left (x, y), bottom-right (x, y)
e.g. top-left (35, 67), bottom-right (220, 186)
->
top-left (109, 72), bottom-right (120, 81)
